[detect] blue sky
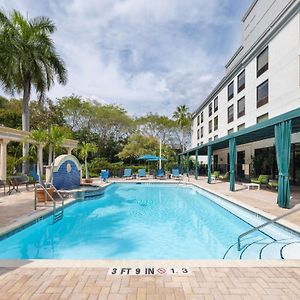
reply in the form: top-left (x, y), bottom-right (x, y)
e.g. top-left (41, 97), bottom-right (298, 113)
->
top-left (0, 0), bottom-right (252, 116)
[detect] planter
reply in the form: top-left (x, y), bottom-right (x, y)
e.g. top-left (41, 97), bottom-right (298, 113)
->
top-left (36, 187), bottom-right (55, 202)
top-left (82, 178), bottom-right (93, 184)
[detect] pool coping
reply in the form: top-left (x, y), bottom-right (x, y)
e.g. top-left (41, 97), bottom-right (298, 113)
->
top-left (0, 180), bottom-right (300, 264)
top-left (1, 259), bottom-right (300, 269)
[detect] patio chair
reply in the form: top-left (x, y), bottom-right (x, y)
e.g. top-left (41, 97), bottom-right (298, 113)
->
top-left (138, 169), bottom-right (147, 179)
top-left (171, 168), bottom-right (182, 180)
top-left (0, 180), bottom-right (6, 194)
top-left (219, 172), bottom-right (229, 181)
top-left (156, 169), bottom-right (166, 179)
top-left (100, 170), bottom-right (109, 182)
top-left (123, 168), bottom-right (132, 179)
top-left (29, 170), bottom-right (40, 186)
top-left (211, 171), bottom-right (220, 181)
top-left (268, 180), bottom-right (278, 190)
top-left (251, 175), bottom-right (269, 187)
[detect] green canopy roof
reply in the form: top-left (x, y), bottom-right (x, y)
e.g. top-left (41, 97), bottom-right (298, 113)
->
top-left (180, 107), bottom-right (300, 156)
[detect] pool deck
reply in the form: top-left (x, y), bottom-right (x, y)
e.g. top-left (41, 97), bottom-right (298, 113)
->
top-left (0, 178), bottom-right (300, 299)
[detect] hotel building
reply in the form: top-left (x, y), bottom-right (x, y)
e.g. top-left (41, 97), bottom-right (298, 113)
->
top-left (188, 0), bottom-right (300, 184)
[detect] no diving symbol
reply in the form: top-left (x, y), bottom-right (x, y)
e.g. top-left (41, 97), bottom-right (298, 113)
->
top-left (157, 268), bottom-right (166, 274)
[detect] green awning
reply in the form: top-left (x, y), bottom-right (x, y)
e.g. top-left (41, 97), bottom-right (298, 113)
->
top-left (180, 107), bottom-right (300, 156)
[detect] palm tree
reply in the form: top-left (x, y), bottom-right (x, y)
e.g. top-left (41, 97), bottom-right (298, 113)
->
top-left (173, 105), bottom-right (191, 151)
top-left (48, 126), bottom-right (66, 164)
top-left (78, 142), bottom-right (97, 179)
top-left (0, 10), bottom-right (67, 172)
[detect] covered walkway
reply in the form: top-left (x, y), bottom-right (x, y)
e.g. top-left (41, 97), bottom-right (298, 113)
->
top-left (0, 126), bottom-right (78, 180)
top-left (179, 108), bottom-right (300, 208)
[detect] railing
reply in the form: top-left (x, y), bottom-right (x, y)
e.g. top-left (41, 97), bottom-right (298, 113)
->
top-left (34, 182), bottom-right (65, 224)
top-left (237, 204), bottom-right (300, 251)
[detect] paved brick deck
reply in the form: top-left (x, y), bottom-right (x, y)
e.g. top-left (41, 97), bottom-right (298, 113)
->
top-left (0, 264), bottom-right (300, 299)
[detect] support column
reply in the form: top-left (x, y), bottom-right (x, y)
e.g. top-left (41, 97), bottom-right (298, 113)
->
top-left (229, 138), bottom-right (236, 192)
top-left (207, 145), bottom-right (212, 184)
top-left (186, 153), bottom-right (189, 176)
top-left (0, 139), bottom-right (8, 181)
top-left (37, 144), bottom-right (44, 179)
top-left (180, 155), bottom-right (184, 175)
top-left (195, 149), bottom-right (198, 180)
top-left (67, 147), bottom-right (74, 155)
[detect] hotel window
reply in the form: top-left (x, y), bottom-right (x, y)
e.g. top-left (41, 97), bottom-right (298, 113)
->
top-left (200, 126), bottom-right (203, 138)
top-left (200, 141), bottom-right (203, 145)
top-left (238, 123), bottom-right (245, 131)
top-left (197, 142), bottom-right (199, 146)
top-left (214, 116), bottom-right (218, 131)
top-left (257, 80), bottom-right (268, 108)
top-left (214, 97), bottom-right (218, 112)
top-left (214, 135), bottom-right (218, 140)
top-left (257, 113), bottom-right (269, 124)
top-left (228, 81), bottom-right (234, 100)
top-left (237, 70), bottom-right (245, 92)
top-left (209, 103), bottom-right (212, 117)
top-left (237, 97), bottom-right (245, 118)
top-left (209, 120), bottom-right (212, 133)
top-left (208, 137), bottom-right (212, 142)
top-left (228, 128), bottom-right (234, 135)
top-left (257, 47), bottom-right (268, 77)
top-left (228, 104), bottom-right (234, 123)
top-left (197, 129), bottom-right (200, 139)
top-left (197, 115), bottom-right (200, 126)
top-left (201, 111), bottom-right (203, 123)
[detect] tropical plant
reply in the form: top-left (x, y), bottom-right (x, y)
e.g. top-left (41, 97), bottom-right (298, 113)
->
top-left (0, 10), bottom-right (67, 171)
top-left (172, 105), bottom-right (191, 151)
top-left (78, 142), bottom-right (97, 179)
top-left (29, 129), bottom-right (48, 176)
top-left (48, 126), bottom-right (68, 164)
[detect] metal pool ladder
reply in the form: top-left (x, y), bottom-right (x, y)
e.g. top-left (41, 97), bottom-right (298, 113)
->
top-left (237, 204), bottom-right (300, 251)
top-left (34, 183), bottom-right (65, 224)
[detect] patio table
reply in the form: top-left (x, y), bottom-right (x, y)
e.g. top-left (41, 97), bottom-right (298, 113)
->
top-left (8, 175), bottom-right (29, 195)
top-left (242, 183), bottom-right (260, 190)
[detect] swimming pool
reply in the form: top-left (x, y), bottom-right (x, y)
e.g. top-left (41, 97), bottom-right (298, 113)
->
top-left (0, 183), bottom-right (299, 259)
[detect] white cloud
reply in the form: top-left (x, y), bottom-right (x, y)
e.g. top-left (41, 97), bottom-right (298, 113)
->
top-left (0, 0), bottom-right (252, 116)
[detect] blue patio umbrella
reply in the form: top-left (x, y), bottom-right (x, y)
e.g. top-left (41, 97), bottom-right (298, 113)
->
top-left (137, 154), bottom-right (167, 172)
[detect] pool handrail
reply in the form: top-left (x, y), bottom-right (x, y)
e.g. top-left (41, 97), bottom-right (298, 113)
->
top-left (34, 182), bottom-right (65, 223)
top-left (237, 203), bottom-right (300, 251)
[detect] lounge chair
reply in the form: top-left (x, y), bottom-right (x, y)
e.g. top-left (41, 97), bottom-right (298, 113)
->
top-left (171, 168), bottom-right (182, 180)
top-left (251, 175), bottom-right (269, 187)
top-left (268, 180), bottom-right (278, 190)
top-left (219, 172), bottom-right (229, 181)
top-left (100, 170), bottom-right (109, 182)
top-left (123, 168), bottom-right (132, 179)
top-left (29, 170), bottom-right (40, 186)
top-left (211, 171), bottom-right (220, 181)
top-left (138, 169), bottom-right (147, 179)
top-left (0, 180), bottom-right (6, 194)
top-left (156, 169), bottom-right (166, 179)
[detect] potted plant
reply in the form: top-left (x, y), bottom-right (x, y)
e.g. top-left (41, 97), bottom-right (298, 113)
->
top-left (36, 185), bottom-right (55, 202)
top-left (78, 142), bottom-right (97, 183)
top-left (30, 129), bottom-right (56, 202)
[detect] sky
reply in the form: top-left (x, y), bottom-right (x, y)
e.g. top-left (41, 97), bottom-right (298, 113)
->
top-left (0, 0), bottom-right (252, 117)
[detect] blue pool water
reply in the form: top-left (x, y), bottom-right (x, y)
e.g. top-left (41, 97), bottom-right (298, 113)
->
top-left (0, 183), bottom-right (298, 259)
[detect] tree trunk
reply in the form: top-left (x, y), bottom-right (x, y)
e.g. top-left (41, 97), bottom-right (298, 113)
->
top-left (22, 79), bottom-right (31, 174)
top-left (48, 145), bottom-right (53, 165)
top-left (85, 157), bottom-right (88, 179)
top-left (181, 129), bottom-right (185, 152)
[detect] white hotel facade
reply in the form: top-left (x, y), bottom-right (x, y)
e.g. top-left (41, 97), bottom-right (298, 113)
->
top-left (190, 0), bottom-right (300, 183)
